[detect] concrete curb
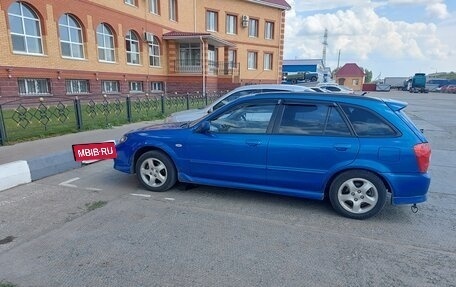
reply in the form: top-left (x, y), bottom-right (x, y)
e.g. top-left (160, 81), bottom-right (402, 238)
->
top-left (27, 150), bottom-right (82, 181)
top-left (0, 160), bottom-right (32, 191)
top-left (0, 151), bottom-right (84, 192)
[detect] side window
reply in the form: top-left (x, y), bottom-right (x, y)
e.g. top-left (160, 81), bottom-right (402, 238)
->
top-left (209, 103), bottom-right (275, 134)
top-left (212, 89), bottom-right (260, 111)
top-left (341, 105), bottom-right (397, 136)
top-left (325, 107), bottom-right (351, 136)
top-left (278, 104), bottom-right (328, 135)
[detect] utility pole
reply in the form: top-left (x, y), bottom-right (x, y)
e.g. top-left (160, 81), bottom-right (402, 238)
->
top-left (322, 28), bottom-right (328, 67)
top-left (337, 49), bottom-right (341, 69)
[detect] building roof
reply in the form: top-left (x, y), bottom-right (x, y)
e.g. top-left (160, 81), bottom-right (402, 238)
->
top-left (283, 59), bottom-right (324, 66)
top-left (163, 31), bottom-right (236, 47)
top-left (336, 63), bottom-right (365, 77)
top-left (248, 0), bottom-right (291, 10)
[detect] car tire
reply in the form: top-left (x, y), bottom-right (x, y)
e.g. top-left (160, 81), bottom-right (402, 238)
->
top-left (329, 170), bottom-right (387, 220)
top-left (135, 151), bottom-right (177, 192)
top-left (311, 76), bottom-right (317, 82)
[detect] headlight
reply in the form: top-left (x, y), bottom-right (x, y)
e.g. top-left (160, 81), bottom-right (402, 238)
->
top-left (119, 135), bottom-right (128, 144)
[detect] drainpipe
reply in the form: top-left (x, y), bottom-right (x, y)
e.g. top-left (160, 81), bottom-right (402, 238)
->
top-left (194, 0), bottom-right (197, 32)
top-left (200, 36), bottom-right (206, 97)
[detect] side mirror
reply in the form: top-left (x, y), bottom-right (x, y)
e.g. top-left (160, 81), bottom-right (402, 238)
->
top-left (195, 121), bottom-right (211, 133)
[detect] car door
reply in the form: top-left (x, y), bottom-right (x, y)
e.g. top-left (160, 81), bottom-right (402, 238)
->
top-left (267, 101), bottom-right (360, 197)
top-left (188, 100), bottom-right (277, 186)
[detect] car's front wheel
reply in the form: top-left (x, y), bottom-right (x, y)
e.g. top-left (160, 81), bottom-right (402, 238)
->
top-left (329, 170), bottom-right (387, 219)
top-left (135, 151), bottom-right (177, 192)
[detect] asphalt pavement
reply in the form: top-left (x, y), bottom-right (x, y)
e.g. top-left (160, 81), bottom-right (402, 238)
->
top-left (0, 120), bottom-right (161, 191)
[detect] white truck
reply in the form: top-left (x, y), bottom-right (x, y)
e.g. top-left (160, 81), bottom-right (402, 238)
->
top-left (383, 77), bottom-right (409, 91)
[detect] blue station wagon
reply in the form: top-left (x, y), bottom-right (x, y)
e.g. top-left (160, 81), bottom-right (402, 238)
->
top-left (114, 93), bottom-right (431, 219)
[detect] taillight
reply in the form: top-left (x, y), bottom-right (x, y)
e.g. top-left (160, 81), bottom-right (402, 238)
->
top-left (414, 143), bottom-right (431, 172)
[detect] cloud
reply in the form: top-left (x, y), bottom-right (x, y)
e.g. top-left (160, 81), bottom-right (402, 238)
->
top-left (284, 0), bottom-right (453, 75)
top-left (425, 2), bottom-right (449, 19)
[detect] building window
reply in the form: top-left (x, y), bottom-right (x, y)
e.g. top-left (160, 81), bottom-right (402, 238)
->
top-left (66, 80), bottom-right (90, 94)
top-left (247, 51), bottom-right (258, 70)
top-left (126, 30), bottom-right (140, 65)
top-left (206, 10), bottom-right (218, 32)
top-left (228, 49), bottom-right (237, 68)
top-left (264, 53), bottom-right (273, 70)
top-left (8, 2), bottom-right (43, 54)
top-left (248, 18), bottom-right (259, 38)
top-left (97, 23), bottom-right (115, 62)
top-left (149, 0), bottom-right (160, 14)
top-left (169, 0), bottom-right (177, 21)
top-left (151, 82), bottom-right (164, 91)
top-left (226, 14), bottom-right (237, 35)
top-left (149, 36), bottom-right (161, 67)
top-left (102, 80), bottom-right (120, 93)
top-left (129, 81), bottom-right (143, 92)
top-left (18, 78), bottom-right (50, 95)
top-left (353, 79), bottom-right (360, 85)
top-left (59, 14), bottom-right (84, 59)
top-left (265, 21), bottom-right (274, 39)
top-left (124, 0), bottom-right (136, 6)
top-left (179, 43), bottom-right (200, 67)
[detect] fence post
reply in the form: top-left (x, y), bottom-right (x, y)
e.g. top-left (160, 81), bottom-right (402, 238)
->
top-left (160, 93), bottom-right (165, 114)
top-left (74, 96), bottom-right (83, 130)
top-left (126, 95), bottom-right (132, 122)
top-left (205, 91), bottom-right (208, 106)
top-left (0, 104), bottom-right (7, 146)
top-left (186, 92), bottom-right (190, 110)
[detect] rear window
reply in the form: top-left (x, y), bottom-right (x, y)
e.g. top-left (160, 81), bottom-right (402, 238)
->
top-left (341, 105), bottom-right (398, 137)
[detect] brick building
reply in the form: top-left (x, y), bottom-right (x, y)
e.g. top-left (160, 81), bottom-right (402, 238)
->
top-left (0, 0), bottom-right (290, 100)
top-left (335, 63), bottom-right (365, 91)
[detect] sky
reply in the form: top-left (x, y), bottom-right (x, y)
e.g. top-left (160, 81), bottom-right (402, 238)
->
top-left (283, 0), bottom-right (456, 78)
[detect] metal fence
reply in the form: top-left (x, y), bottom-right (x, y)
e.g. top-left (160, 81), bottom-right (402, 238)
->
top-left (0, 92), bottom-right (223, 145)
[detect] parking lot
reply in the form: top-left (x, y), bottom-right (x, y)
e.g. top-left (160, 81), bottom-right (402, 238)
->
top-left (0, 91), bottom-right (455, 287)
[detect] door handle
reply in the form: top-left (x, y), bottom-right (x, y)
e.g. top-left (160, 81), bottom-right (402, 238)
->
top-left (246, 140), bottom-right (261, 146)
top-left (334, 144), bottom-right (351, 151)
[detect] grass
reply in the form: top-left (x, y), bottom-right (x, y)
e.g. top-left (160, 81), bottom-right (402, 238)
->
top-left (0, 282), bottom-right (18, 287)
top-left (0, 94), bottom-right (218, 145)
top-left (85, 200), bottom-right (108, 212)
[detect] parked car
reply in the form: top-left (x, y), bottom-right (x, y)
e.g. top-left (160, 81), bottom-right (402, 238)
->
top-left (440, 84), bottom-right (456, 93)
top-left (310, 87), bottom-right (330, 93)
top-left (316, 83), bottom-right (354, 94)
top-left (165, 84), bottom-right (315, 123)
top-left (114, 92), bottom-right (431, 220)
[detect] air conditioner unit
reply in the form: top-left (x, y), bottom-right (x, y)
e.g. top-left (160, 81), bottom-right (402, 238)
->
top-left (241, 15), bottom-right (249, 28)
top-left (144, 32), bottom-right (154, 43)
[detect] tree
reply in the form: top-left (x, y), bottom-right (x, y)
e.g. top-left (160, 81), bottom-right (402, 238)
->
top-left (363, 68), bottom-right (373, 83)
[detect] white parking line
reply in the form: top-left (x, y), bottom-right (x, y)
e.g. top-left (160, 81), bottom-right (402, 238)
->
top-left (164, 198), bottom-right (175, 201)
top-left (59, 177), bottom-right (80, 188)
top-left (131, 193), bottom-right (152, 198)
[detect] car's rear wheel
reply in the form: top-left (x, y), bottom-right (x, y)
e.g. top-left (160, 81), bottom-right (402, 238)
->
top-left (135, 151), bottom-right (176, 192)
top-left (329, 170), bottom-right (386, 219)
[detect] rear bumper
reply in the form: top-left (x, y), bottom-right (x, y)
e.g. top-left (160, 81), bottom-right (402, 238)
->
top-left (383, 172), bottom-right (431, 205)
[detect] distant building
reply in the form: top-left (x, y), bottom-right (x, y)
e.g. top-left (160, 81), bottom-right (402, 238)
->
top-left (335, 63), bottom-right (365, 91)
top-left (0, 0), bottom-right (291, 100)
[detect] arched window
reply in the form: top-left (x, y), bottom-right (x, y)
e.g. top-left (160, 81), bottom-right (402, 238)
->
top-left (8, 2), bottom-right (43, 54)
top-left (96, 23), bottom-right (115, 62)
top-left (59, 14), bottom-right (84, 59)
top-left (126, 30), bottom-right (140, 64)
top-left (149, 36), bottom-right (160, 67)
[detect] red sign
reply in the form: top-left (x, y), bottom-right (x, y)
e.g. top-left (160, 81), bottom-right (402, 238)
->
top-left (72, 141), bottom-right (117, 162)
